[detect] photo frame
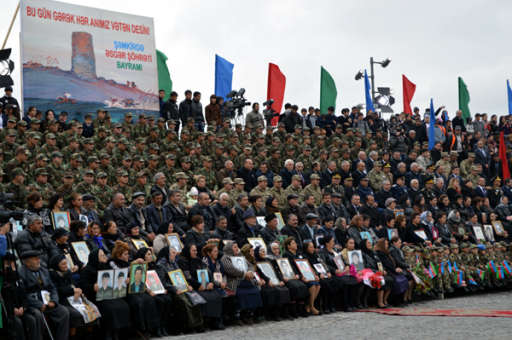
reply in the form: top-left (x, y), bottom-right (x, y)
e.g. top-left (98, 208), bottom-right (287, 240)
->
top-left (483, 225), bottom-right (495, 242)
top-left (377, 262), bottom-right (384, 273)
top-left (334, 255), bottom-right (345, 271)
top-left (256, 216), bottom-right (267, 227)
top-left (231, 256), bottom-right (248, 272)
top-left (275, 212), bottom-right (285, 231)
top-left (113, 268), bottom-right (128, 298)
top-left (41, 290), bottom-right (51, 305)
top-left (472, 226), bottom-right (486, 242)
top-left (360, 231), bottom-right (372, 245)
top-left (492, 221), bottom-right (505, 235)
top-left (52, 211), bottom-right (71, 231)
top-left (213, 272), bottom-right (224, 284)
top-left (414, 230), bottom-right (428, 241)
top-left (348, 250), bottom-right (364, 272)
top-left (313, 262), bottom-right (327, 276)
top-left (96, 269), bottom-right (114, 301)
top-left (197, 269), bottom-right (209, 288)
top-left (276, 258), bottom-right (295, 281)
top-left (146, 270), bottom-right (166, 295)
top-left (71, 241), bottom-right (90, 265)
top-left (387, 228), bottom-right (398, 241)
top-left (166, 233), bottom-right (183, 253)
top-left (131, 239), bottom-right (149, 250)
top-left (294, 259), bottom-right (316, 282)
top-left (247, 237), bottom-right (266, 250)
top-left (257, 262), bottom-right (279, 285)
top-left (128, 263), bottom-right (147, 294)
top-left (314, 234), bottom-right (324, 248)
top-left (64, 253), bottom-right (74, 270)
top-left (168, 269), bottom-right (189, 294)
top-left (78, 214), bottom-right (89, 226)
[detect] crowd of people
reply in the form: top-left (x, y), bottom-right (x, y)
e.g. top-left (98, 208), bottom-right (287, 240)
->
top-left (1, 85), bottom-right (512, 340)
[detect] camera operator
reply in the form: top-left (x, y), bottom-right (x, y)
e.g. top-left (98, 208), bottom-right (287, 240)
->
top-left (262, 100), bottom-right (278, 127)
top-left (14, 215), bottom-right (58, 269)
top-left (245, 103), bottom-right (264, 130)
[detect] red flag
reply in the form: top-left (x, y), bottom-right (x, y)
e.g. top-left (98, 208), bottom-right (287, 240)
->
top-left (267, 63), bottom-right (286, 126)
top-left (499, 130), bottom-right (510, 179)
top-left (402, 74), bottom-right (416, 115)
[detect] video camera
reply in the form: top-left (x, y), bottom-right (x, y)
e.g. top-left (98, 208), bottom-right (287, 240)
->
top-left (0, 193), bottom-right (24, 224)
top-left (225, 88), bottom-right (251, 118)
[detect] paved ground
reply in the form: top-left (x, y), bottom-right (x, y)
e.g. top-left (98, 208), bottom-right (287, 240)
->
top-left (163, 291), bottom-right (512, 340)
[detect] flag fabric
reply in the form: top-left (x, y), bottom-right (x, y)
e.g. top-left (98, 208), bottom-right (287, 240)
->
top-left (447, 261), bottom-right (452, 274)
top-left (428, 262), bottom-right (437, 278)
top-left (156, 50), bottom-right (172, 101)
top-left (402, 74), bottom-right (416, 114)
top-left (497, 266), bottom-right (505, 279)
top-left (507, 80), bottom-right (512, 115)
top-left (468, 277), bottom-right (477, 286)
top-left (215, 54), bottom-right (234, 101)
top-left (477, 269), bottom-right (485, 281)
top-left (320, 66), bottom-right (337, 114)
top-left (488, 260), bottom-right (497, 273)
top-left (499, 130), bottom-right (511, 180)
top-left (440, 261), bottom-right (445, 275)
top-left (503, 260), bottom-right (512, 277)
top-left (453, 262), bottom-right (458, 271)
top-left (458, 77), bottom-right (471, 123)
top-left (267, 63), bottom-right (286, 126)
top-left (428, 98), bottom-right (436, 150)
top-left (364, 70), bottom-right (375, 113)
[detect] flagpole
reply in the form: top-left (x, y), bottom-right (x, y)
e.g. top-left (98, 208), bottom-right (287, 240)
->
top-left (2, 1), bottom-right (20, 49)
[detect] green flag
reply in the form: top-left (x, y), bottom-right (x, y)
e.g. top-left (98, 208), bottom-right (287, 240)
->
top-left (156, 49), bottom-right (172, 101)
top-left (458, 77), bottom-right (471, 123)
top-left (320, 66), bottom-right (337, 114)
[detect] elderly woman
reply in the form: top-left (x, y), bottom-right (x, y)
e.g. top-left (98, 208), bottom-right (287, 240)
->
top-left (360, 239), bottom-right (394, 308)
top-left (220, 241), bottom-right (262, 324)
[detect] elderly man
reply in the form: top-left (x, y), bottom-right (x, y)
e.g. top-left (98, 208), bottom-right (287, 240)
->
top-left (151, 172), bottom-right (170, 204)
top-left (188, 192), bottom-right (216, 233)
top-left (103, 193), bottom-right (132, 233)
top-left (15, 215), bottom-right (58, 268)
top-left (128, 191), bottom-right (153, 241)
top-left (18, 250), bottom-right (70, 340)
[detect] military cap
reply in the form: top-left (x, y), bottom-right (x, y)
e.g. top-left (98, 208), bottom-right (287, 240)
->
top-left (304, 145), bottom-right (312, 151)
top-left (97, 172), bottom-right (108, 178)
top-left (187, 117), bottom-right (194, 122)
top-left (402, 246), bottom-right (414, 253)
top-left (133, 156), bottom-right (144, 162)
top-left (460, 242), bottom-right (470, 249)
top-left (344, 177), bottom-right (353, 181)
top-left (383, 163), bottom-right (391, 168)
top-left (203, 156), bottom-right (212, 162)
top-left (274, 175), bottom-right (283, 182)
top-left (175, 172), bottom-right (189, 180)
top-left (84, 169), bottom-right (95, 176)
top-left (181, 156), bottom-right (191, 163)
top-left (20, 250), bottom-right (41, 259)
top-left (63, 171), bottom-right (74, 178)
top-left (125, 112), bottom-right (133, 117)
top-left (167, 119), bottom-right (177, 125)
top-left (257, 175), bottom-right (268, 182)
top-left (83, 138), bottom-right (94, 144)
top-left (165, 154), bottom-right (176, 160)
top-left (148, 115), bottom-right (154, 121)
top-left (6, 129), bottom-right (17, 137)
top-left (360, 176), bottom-right (369, 181)
top-left (135, 170), bottom-right (147, 178)
top-left (287, 193), bottom-right (299, 200)
top-left (139, 113), bottom-right (146, 119)
top-left (82, 194), bottom-right (95, 201)
top-left (35, 168), bottom-right (49, 176)
top-left (450, 243), bottom-right (459, 249)
top-left (471, 165), bottom-right (479, 171)
top-left (306, 213), bottom-right (319, 220)
top-left (310, 173), bottom-right (321, 180)
top-left (468, 152), bottom-right (475, 157)
top-left (12, 168), bottom-right (26, 177)
top-left (97, 152), bottom-right (109, 160)
top-left (122, 155), bottom-right (132, 161)
top-left (117, 138), bottom-right (128, 144)
top-left (292, 174), bottom-right (302, 181)
top-left (132, 192), bottom-right (145, 200)
top-left (242, 208), bottom-right (256, 220)
top-left (331, 192), bottom-right (342, 199)
top-left (234, 178), bottom-right (245, 185)
top-left (70, 154), bottom-right (83, 161)
top-left (117, 169), bottom-right (129, 176)
top-left (17, 120), bottom-right (28, 127)
top-left (148, 154), bottom-right (159, 161)
top-left (31, 133), bottom-right (42, 140)
top-left (222, 177), bottom-right (234, 185)
top-left (31, 119), bottom-right (41, 124)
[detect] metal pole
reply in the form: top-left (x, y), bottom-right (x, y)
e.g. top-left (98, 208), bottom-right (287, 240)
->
top-left (2, 1), bottom-right (20, 49)
top-left (370, 57), bottom-right (376, 103)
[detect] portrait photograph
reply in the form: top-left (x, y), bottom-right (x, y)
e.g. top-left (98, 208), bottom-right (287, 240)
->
top-left (295, 259), bottom-right (316, 282)
top-left (131, 239), bottom-right (149, 250)
top-left (484, 225), bottom-right (495, 242)
top-left (113, 268), bottom-right (128, 298)
top-left (166, 233), bottom-right (183, 253)
top-left (52, 211), bottom-right (71, 231)
top-left (78, 214), bottom-right (89, 225)
top-left (64, 253), bottom-right (74, 270)
top-left (414, 230), bottom-right (428, 241)
top-left (348, 250), bottom-right (364, 272)
top-left (492, 221), bottom-right (505, 235)
top-left (256, 216), bottom-right (267, 227)
top-left (472, 226), bottom-right (486, 242)
top-left (276, 258), bottom-right (295, 281)
top-left (146, 270), bottom-right (166, 295)
top-left (128, 263), bottom-right (147, 294)
top-left (387, 228), bottom-right (399, 240)
top-left (275, 212), bottom-right (285, 231)
top-left (231, 256), bottom-right (248, 272)
top-left (168, 269), bottom-right (189, 294)
top-left (96, 269), bottom-right (114, 301)
top-left (257, 262), bottom-right (280, 285)
top-left (41, 289), bottom-right (51, 305)
top-left (313, 263), bottom-right (327, 276)
top-left (197, 269), bottom-right (209, 288)
top-left (360, 231), bottom-right (372, 245)
top-left (71, 241), bottom-right (90, 265)
top-left (247, 237), bottom-right (266, 250)
top-left (213, 272), bottom-right (224, 284)
top-left (334, 255), bottom-right (345, 271)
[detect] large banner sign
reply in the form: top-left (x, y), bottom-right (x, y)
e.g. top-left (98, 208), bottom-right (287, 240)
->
top-left (21, 0), bottom-right (158, 121)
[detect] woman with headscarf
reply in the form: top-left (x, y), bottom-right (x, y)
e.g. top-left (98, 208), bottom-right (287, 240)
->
top-left (155, 246), bottom-right (203, 334)
top-left (110, 240), bottom-right (159, 338)
top-left (79, 249), bottom-right (131, 340)
top-left (220, 241), bottom-right (262, 324)
top-left (359, 238), bottom-right (393, 308)
top-left (184, 215), bottom-right (210, 254)
top-left (85, 221), bottom-right (108, 253)
top-left (102, 221), bottom-right (123, 253)
top-left (178, 243), bottom-right (224, 330)
top-left (49, 254), bottom-right (89, 337)
top-left (389, 237), bottom-right (415, 304)
top-left (319, 235), bottom-right (360, 312)
top-left (133, 247), bottom-right (172, 336)
top-left (123, 223), bottom-right (150, 258)
top-left (283, 237), bottom-right (319, 316)
top-left (420, 211), bottom-right (437, 243)
top-left (375, 238), bottom-right (409, 304)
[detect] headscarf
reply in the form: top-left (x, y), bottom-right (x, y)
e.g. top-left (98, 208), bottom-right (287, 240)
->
top-left (447, 209), bottom-right (461, 224)
top-left (49, 254), bottom-right (66, 271)
top-left (86, 249), bottom-right (110, 270)
top-left (254, 246), bottom-right (265, 262)
top-left (420, 211), bottom-right (433, 227)
top-left (359, 238), bottom-right (373, 256)
top-left (156, 246), bottom-right (170, 261)
top-left (241, 244), bottom-right (255, 264)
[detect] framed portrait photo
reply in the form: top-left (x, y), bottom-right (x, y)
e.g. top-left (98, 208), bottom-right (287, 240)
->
top-left (387, 228), bottom-right (398, 241)
top-left (231, 256), bottom-right (248, 272)
top-left (313, 263), bottom-right (327, 276)
top-left (96, 269), bottom-right (114, 301)
top-left (113, 268), bottom-right (128, 298)
top-left (360, 231), bottom-right (372, 245)
top-left (168, 269), bottom-right (189, 294)
top-left (128, 263), bottom-right (147, 294)
top-left (492, 221), bottom-right (505, 235)
top-left (197, 269), bottom-right (209, 288)
top-left (131, 239), bottom-right (149, 250)
top-left (213, 272), bottom-right (224, 284)
top-left (71, 241), bottom-right (90, 265)
top-left (78, 214), bottom-right (89, 226)
top-left (334, 255), bottom-right (345, 271)
top-left (414, 230), bottom-right (428, 241)
top-left (64, 253), bottom-right (74, 270)
top-left (247, 237), bottom-right (266, 250)
top-left (256, 216), bottom-right (267, 227)
top-left (483, 225), bottom-right (495, 242)
top-left (275, 212), bottom-right (285, 231)
top-left (52, 211), bottom-right (71, 231)
top-left (276, 258), bottom-right (295, 281)
top-left (257, 262), bottom-right (279, 285)
top-left (472, 226), bottom-right (486, 242)
top-left (348, 250), bottom-right (364, 272)
top-left (146, 270), bottom-right (166, 295)
top-left (166, 233), bottom-right (183, 253)
top-left (295, 259), bottom-right (316, 282)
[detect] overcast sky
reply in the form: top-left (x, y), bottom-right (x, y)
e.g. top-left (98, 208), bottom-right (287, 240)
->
top-left (2, 0), bottom-right (512, 116)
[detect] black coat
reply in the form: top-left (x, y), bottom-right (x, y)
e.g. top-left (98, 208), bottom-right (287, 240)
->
top-left (146, 204), bottom-right (170, 234)
top-left (164, 202), bottom-right (188, 232)
top-left (18, 265), bottom-right (58, 309)
top-left (103, 205), bottom-right (132, 233)
top-left (14, 230), bottom-right (59, 268)
top-left (161, 99), bottom-right (179, 121)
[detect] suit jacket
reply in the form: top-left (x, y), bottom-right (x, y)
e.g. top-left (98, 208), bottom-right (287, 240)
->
top-left (19, 265), bottom-right (59, 309)
top-left (146, 204), bottom-right (169, 234)
top-left (475, 148), bottom-right (490, 166)
top-left (164, 202), bottom-right (188, 232)
top-left (102, 204), bottom-right (132, 233)
top-left (127, 204), bottom-right (151, 234)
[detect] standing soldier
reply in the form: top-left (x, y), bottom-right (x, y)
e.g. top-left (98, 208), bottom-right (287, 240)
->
top-left (301, 173), bottom-right (322, 206)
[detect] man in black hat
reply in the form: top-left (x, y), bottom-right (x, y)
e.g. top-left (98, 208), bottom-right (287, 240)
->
top-left (18, 250), bottom-right (70, 340)
top-left (299, 213), bottom-right (320, 244)
top-left (235, 208), bottom-right (260, 247)
top-left (128, 191), bottom-right (153, 241)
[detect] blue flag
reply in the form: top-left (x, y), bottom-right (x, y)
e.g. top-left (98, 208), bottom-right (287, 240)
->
top-left (364, 70), bottom-right (374, 113)
top-left (428, 98), bottom-right (435, 150)
top-left (215, 54), bottom-right (234, 101)
top-left (507, 80), bottom-right (512, 115)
